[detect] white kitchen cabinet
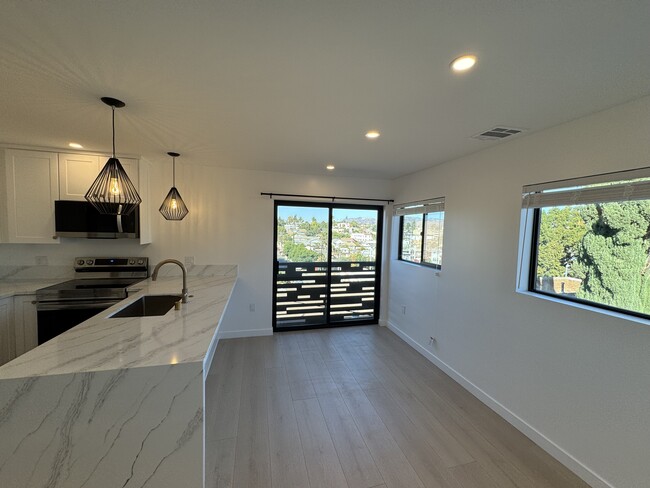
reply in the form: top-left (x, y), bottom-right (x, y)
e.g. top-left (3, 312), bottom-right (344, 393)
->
top-left (0, 297), bottom-right (15, 367)
top-left (120, 157), bottom-right (139, 189)
top-left (59, 154), bottom-right (139, 201)
top-left (0, 147), bottom-right (151, 245)
top-left (58, 153), bottom-right (100, 200)
top-left (0, 149), bottom-right (59, 244)
top-left (13, 295), bottom-right (38, 357)
top-left (138, 158), bottom-right (152, 244)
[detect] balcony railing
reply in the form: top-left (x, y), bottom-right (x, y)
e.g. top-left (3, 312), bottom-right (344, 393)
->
top-left (275, 261), bottom-right (377, 328)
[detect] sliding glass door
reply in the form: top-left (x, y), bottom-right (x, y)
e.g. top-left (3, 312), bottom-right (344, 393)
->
top-left (273, 201), bottom-right (383, 331)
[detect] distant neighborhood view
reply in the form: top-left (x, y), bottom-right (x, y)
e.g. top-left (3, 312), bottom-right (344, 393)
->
top-left (401, 211), bottom-right (444, 266)
top-left (277, 207), bottom-right (378, 263)
top-left (534, 201), bottom-right (650, 315)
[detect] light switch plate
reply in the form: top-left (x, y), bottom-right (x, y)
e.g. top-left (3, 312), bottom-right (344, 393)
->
top-left (184, 256), bottom-right (194, 267)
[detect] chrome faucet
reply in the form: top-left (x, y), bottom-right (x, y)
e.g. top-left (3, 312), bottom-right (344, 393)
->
top-left (151, 259), bottom-right (189, 303)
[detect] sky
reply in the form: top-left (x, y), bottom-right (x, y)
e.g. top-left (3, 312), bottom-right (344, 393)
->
top-left (277, 205), bottom-right (379, 221)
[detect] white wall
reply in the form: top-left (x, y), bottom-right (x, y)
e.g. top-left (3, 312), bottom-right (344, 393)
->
top-left (388, 95), bottom-right (650, 488)
top-left (151, 165), bottom-right (392, 337)
top-left (0, 164), bottom-right (392, 337)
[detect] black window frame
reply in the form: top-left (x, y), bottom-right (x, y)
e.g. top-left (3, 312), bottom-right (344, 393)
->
top-left (528, 207), bottom-right (650, 322)
top-left (273, 200), bottom-right (384, 332)
top-left (397, 212), bottom-right (443, 270)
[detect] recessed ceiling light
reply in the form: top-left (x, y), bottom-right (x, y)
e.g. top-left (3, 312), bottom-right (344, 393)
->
top-left (450, 54), bottom-right (477, 72)
top-left (68, 142), bottom-right (83, 149)
top-left (365, 130), bottom-right (380, 139)
top-left (326, 164), bottom-right (335, 170)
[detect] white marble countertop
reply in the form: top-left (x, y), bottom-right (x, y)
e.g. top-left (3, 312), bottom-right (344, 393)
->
top-left (0, 274), bottom-right (237, 380)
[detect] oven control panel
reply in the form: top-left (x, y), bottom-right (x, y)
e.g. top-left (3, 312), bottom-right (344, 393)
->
top-left (74, 257), bottom-right (148, 270)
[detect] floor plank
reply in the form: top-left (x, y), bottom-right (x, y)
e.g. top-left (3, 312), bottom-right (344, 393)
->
top-left (266, 366), bottom-right (310, 488)
top-left (205, 437), bottom-right (236, 488)
top-left (318, 392), bottom-right (385, 488)
top-left (357, 347), bottom-right (475, 469)
top-left (340, 387), bottom-right (426, 488)
top-left (284, 349), bottom-right (316, 400)
top-left (232, 338), bottom-right (270, 488)
top-left (363, 386), bottom-right (461, 488)
top-left (294, 397), bottom-right (349, 488)
top-left (449, 461), bottom-right (501, 488)
top-left (206, 338), bottom-right (245, 440)
top-left (302, 349), bottom-right (340, 397)
top-left (324, 358), bottom-right (363, 393)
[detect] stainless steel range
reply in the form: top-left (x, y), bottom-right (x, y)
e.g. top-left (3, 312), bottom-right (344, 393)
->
top-left (36, 257), bottom-right (148, 344)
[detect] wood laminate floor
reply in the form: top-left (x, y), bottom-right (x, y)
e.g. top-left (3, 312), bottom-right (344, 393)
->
top-left (205, 325), bottom-right (591, 488)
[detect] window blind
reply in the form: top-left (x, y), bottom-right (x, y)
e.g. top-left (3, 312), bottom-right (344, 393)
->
top-left (393, 197), bottom-right (444, 216)
top-left (522, 166), bottom-right (650, 209)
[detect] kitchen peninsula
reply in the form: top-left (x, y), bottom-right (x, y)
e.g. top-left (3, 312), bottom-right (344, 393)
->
top-left (0, 266), bottom-right (237, 488)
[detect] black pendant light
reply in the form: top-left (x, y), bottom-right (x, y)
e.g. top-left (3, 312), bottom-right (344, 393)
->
top-left (159, 152), bottom-right (189, 220)
top-left (85, 97), bottom-right (141, 215)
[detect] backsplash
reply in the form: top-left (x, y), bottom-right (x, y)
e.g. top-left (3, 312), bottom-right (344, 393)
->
top-left (152, 264), bottom-right (237, 278)
top-left (0, 265), bottom-right (74, 282)
top-left (0, 264), bottom-right (237, 282)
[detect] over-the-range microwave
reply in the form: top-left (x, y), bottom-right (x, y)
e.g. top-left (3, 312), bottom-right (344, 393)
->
top-left (54, 200), bottom-right (140, 239)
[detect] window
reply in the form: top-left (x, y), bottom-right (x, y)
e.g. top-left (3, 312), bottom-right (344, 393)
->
top-left (395, 198), bottom-right (445, 268)
top-left (523, 167), bottom-right (650, 320)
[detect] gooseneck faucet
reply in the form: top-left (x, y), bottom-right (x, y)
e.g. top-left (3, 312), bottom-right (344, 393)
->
top-left (151, 259), bottom-right (189, 303)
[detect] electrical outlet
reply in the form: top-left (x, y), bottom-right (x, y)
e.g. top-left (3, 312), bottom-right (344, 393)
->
top-left (401, 305), bottom-right (407, 315)
top-left (184, 256), bottom-right (194, 267)
top-left (249, 303), bottom-right (256, 312)
top-left (35, 256), bottom-right (48, 265)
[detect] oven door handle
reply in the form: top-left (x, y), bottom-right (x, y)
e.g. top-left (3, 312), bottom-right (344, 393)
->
top-left (36, 301), bottom-right (119, 311)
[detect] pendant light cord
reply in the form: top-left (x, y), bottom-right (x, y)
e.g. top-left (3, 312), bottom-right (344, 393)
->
top-left (172, 156), bottom-right (176, 186)
top-left (111, 106), bottom-right (116, 158)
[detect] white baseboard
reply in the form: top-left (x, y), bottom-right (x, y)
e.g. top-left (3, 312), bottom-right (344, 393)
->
top-left (218, 328), bottom-right (273, 339)
top-left (386, 321), bottom-right (614, 488)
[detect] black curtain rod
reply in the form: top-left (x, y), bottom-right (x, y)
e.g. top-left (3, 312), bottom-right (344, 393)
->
top-left (261, 192), bottom-right (393, 204)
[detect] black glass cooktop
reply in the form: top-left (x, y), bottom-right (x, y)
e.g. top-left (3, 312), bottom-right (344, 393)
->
top-left (36, 278), bottom-right (145, 301)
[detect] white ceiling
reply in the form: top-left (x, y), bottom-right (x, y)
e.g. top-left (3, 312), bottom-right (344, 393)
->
top-left (0, 1), bottom-right (649, 179)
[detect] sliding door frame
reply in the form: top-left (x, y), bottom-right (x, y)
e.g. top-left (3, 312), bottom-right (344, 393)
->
top-left (273, 200), bottom-right (384, 332)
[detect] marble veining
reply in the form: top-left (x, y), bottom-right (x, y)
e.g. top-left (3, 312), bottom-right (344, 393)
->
top-left (0, 265), bottom-right (236, 488)
top-left (0, 365), bottom-right (203, 488)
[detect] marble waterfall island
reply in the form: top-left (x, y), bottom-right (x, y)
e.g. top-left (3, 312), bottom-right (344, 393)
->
top-left (0, 269), bottom-right (236, 488)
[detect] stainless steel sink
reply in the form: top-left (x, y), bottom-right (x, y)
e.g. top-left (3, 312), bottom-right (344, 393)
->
top-left (110, 295), bottom-right (182, 318)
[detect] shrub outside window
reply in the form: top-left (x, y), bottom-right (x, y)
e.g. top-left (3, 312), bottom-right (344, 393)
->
top-left (395, 198), bottom-right (444, 269)
top-left (524, 169), bottom-right (650, 319)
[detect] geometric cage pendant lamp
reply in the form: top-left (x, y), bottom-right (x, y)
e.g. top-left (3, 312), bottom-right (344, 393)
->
top-left (85, 97), bottom-right (141, 216)
top-left (159, 151), bottom-right (189, 220)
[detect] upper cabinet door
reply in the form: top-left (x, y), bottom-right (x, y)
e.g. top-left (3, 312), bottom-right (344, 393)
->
top-left (94, 156), bottom-right (139, 190)
top-left (58, 153), bottom-right (100, 201)
top-left (119, 158), bottom-right (139, 189)
top-left (2, 149), bottom-right (59, 244)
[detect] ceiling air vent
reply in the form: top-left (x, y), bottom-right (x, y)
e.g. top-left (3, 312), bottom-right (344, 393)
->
top-left (472, 126), bottom-right (525, 141)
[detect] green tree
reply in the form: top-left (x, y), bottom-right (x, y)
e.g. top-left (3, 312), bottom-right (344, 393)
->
top-left (282, 241), bottom-right (319, 262)
top-left (573, 201), bottom-right (650, 313)
top-left (536, 207), bottom-right (586, 277)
